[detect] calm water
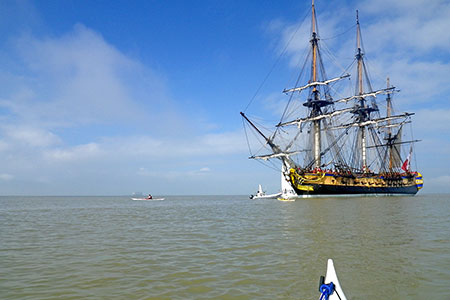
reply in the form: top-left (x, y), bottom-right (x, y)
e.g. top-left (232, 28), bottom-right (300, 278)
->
top-left (0, 194), bottom-right (449, 299)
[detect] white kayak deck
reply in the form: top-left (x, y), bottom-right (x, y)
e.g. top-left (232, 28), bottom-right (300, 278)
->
top-left (321, 259), bottom-right (347, 300)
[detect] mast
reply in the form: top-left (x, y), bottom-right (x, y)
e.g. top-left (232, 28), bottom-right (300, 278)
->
top-left (351, 10), bottom-right (380, 172)
top-left (280, 0), bottom-right (341, 170)
top-left (356, 10), bottom-right (367, 171)
top-left (311, 0), bottom-right (321, 168)
top-left (356, 11), bottom-right (363, 97)
top-left (312, 0), bottom-right (318, 87)
top-left (386, 77), bottom-right (393, 171)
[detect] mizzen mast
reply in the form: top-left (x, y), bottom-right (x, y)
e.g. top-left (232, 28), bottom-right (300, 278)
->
top-left (386, 77), bottom-right (393, 171)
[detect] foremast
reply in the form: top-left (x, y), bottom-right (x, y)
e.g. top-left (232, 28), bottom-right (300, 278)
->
top-left (278, 0), bottom-right (350, 171)
top-left (242, 0), bottom-right (342, 171)
top-left (309, 0), bottom-right (331, 169)
top-left (311, 1), bottom-right (320, 169)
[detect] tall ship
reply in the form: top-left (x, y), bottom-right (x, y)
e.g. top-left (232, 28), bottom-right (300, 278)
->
top-left (241, 1), bottom-right (423, 197)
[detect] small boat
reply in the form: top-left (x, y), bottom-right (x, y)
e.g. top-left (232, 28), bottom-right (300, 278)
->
top-left (278, 164), bottom-right (298, 201)
top-left (318, 259), bottom-right (347, 300)
top-left (131, 197), bottom-right (165, 201)
top-left (249, 184), bottom-right (281, 199)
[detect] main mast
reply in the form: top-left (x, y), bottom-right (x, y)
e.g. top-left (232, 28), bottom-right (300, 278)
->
top-left (353, 10), bottom-right (377, 172)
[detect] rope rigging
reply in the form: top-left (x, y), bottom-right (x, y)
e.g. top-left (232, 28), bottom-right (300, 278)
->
top-left (243, 9), bottom-right (310, 113)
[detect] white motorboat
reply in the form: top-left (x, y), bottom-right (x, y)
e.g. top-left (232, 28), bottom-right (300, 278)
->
top-left (249, 184), bottom-right (281, 199)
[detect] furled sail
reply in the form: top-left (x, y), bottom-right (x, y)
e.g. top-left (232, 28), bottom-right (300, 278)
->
top-left (282, 74), bottom-right (350, 94)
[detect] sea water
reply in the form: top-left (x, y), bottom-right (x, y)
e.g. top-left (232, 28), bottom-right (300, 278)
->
top-left (0, 194), bottom-right (449, 299)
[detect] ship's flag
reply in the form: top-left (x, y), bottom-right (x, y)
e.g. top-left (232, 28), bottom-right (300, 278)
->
top-left (402, 147), bottom-right (412, 172)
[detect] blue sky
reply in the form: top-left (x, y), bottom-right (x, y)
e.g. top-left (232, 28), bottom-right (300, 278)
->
top-left (0, 0), bottom-right (449, 195)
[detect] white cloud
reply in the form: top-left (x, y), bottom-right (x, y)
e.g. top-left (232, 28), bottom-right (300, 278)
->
top-left (135, 166), bottom-right (210, 183)
top-left (359, 0), bottom-right (450, 53)
top-left (0, 24), bottom-right (207, 194)
top-left (137, 167), bottom-right (151, 177)
top-left (271, 0), bottom-right (450, 101)
top-left (2, 24), bottom-right (174, 130)
top-left (377, 60), bottom-right (449, 108)
top-left (2, 125), bottom-right (60, 147)
top-left (44, 143), bottom-right (102, 162)
top-left (0, 173), bottom-right (14, 181)
top-left (199, 131), bottom-right (247, 155)
top-left (97, 130), bottom-right (247, 159)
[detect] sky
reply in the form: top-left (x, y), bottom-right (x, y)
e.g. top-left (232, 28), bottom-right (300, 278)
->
top-left (0, 0), bottom-right (449, 195)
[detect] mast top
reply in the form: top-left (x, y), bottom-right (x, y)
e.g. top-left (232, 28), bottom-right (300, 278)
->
top-left (311, 0), bottom-right (317, 34)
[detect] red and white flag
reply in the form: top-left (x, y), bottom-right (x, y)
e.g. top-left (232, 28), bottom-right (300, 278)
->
top-left (401, 147), bottom-right (412, 172)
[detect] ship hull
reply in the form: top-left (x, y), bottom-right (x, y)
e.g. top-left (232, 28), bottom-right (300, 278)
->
top-left (289, 170), bottom-right (422, 197)
top-left (292, 183), bottom-right (418, 196)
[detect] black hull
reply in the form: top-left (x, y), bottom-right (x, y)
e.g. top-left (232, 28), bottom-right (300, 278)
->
top-left (293, 183), bottom-right (418, 196)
